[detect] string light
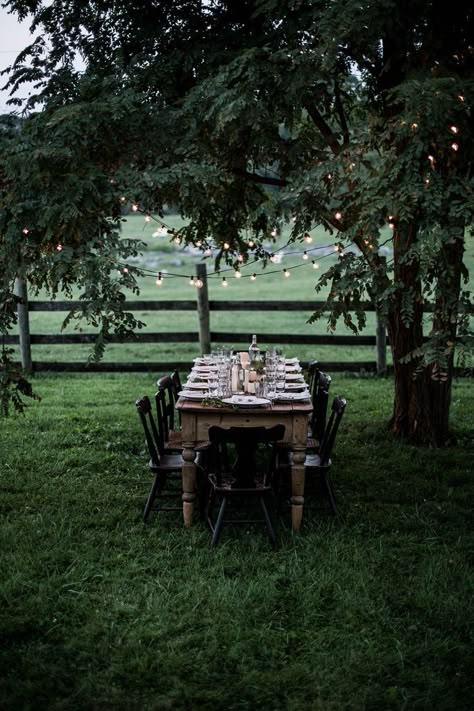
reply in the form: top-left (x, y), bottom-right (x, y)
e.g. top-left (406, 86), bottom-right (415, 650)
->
top-left (237, 254), bottom-right (244, 262)
top-left (449, 126), bottom-right (458, 134)
top-left (22, 228), bottom-right (29, 235)
top-left (451, 142), bottom-right (459, 151)
top-left (250, 273), bottom-right (257, 281)
top-left (156, 272), bottom-right (163, 286)
top-left (131, 204), bottom-right (139, 212)
top-left (458, 95), bottom-right (464, 102)
top-left (189, 276), bottom-right (195, 286)
top-left (144, 215), bottom-right (151, 222)
top-left (248, 240), bottom-right (255, 247)
top-left (174, 236), bottom-right (181, 244)
top-left (234, 270), bottom-right (242, 278)
top-left (283, 269), bottom-right (290, 278)
top-left (222, 277), bottom-right (228, 287)
top-left (223, 242), bottom-right (230, 250)
top-left (334, 211), bottom-right (342, 220)
top-left (312, 261), bottom-right (319, 269)
top-left (411, 123), bottom-right (418, 130)
top-left (56, 244), bottom-right (63, 251)
top-left (270, 228), bottom-right (277, 237)
top-left (428, 155), bottom-right (435, 167)
top-left (270, 253), bottom-right (278, 263)
top-left (195, 278), bottom-right (204, 288)
top-left (302, 251), bottom-right (308, 260)
top-left (304, 233), bottom-right (313, 243)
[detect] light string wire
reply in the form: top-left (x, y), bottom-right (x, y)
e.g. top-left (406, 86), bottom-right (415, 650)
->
top-left (117, 204), bottom-right (393, 282)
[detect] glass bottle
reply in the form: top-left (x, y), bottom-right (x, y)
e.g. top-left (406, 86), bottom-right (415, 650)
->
top-left (248, 334), bottom-right (261, 365)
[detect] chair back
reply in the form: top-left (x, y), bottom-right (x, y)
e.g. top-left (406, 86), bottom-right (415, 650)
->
top-left (318, 396), bottom-right (346, 466)
top-left (170, 371), bottom-right (183, 425)
top-left (310, 370), bottom-right (332, 443)
top-left (156, 375), bottom-right (178, 439)
top-left (208, 425), bottom-right (285, 487)
top-left (136, 395), bottom-right (163, 465)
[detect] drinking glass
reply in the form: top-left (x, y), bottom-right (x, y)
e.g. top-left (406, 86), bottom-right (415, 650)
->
top-left (208, 372), bottom-right (219, 397)
top-left (276, 361), bottom-right (286, 393)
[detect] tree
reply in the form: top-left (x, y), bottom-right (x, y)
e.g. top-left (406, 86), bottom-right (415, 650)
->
top-left (1, 0), bottom-right (473, 444)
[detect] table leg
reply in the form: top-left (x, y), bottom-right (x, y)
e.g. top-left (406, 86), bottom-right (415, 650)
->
top-left (181, 444), bottom-right (197, 527)
top-left (290, 447), bottom-right (306, 532)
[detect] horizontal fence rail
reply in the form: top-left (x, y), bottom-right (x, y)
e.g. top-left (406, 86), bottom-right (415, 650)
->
top-left (9, 271), bottom-right (470, 376)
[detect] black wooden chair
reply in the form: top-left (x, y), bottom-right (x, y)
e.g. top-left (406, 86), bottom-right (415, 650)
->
top-left (204, 424), bottom-right (285, 547)
top-left (156, 373), bottom-right (209, 454)
top-left (276, 395), bottom-right (346, 517)
top-left (135, 395), bottom-right (184, 521)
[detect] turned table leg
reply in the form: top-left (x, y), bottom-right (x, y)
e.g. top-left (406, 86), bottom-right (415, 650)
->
top-left (290, 446), bottom-right (306, 532)
top-left (181, 444), bottom-right (197, 527)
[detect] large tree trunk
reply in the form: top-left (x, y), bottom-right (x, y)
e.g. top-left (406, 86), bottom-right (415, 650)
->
top-left (384, 224), bottom-right (463, 447)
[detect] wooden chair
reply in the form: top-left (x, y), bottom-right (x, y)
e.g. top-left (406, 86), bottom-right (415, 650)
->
top-left (277, 395), bottom-right (346, 517)
top-left (204, 424), bottom-right (285, 547)
top-left (135, 395), bottom-right (183, 521)
top-left (308, 369), bottom-right (332, 450)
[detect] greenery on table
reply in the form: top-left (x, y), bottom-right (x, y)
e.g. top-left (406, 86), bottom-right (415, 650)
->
top-left (1, 373), bottom-right (473, 710)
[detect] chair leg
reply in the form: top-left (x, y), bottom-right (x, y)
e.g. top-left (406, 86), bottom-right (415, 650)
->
top-left (211, 496), bottom-right (227, 546)
top-left (143, 475), bottom-right (161, 522)
top-left (259, 496), bottom-right (277, 547)
top-left (323, 473), bottom-right (338, 516)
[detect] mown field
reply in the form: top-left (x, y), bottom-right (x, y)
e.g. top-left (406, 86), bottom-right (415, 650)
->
top-left (1, 373), bottom-right (473, 710)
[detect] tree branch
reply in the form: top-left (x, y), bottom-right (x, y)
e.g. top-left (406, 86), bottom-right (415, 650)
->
top-left (303, 102), bottom-right (341, 154)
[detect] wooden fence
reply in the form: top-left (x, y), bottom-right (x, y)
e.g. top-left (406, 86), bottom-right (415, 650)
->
top-left (7, 269), bottom-right (389, 375)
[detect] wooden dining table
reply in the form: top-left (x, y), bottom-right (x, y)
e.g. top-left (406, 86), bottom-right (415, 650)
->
top-left (176, 396), bottom-right (313, 531)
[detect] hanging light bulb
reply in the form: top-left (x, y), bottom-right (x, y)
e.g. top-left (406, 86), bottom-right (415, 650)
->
top-left (248, 240), bottom-right (255, 248)
top-left (234, 270), bottom-right (242, 278)
top-left (270, 228), bottom-right (277, 237)
top-left (144, 215), bottom-right (151, 222)
top-left (250, 273), bottom-right (257, 281)
top-left (156, 272), bottom-right (163, 286)
top-left (196, 240), bottom-right (202, 247)
top-left (131, 204), bottom-right (139, 212)
top-left (237, 253), bottom-right (244, 262)
top-left (283, 269), bottom-right (290, 278)
top-left (189, 276), bottom-right (195, 286)
top-left (428, 155), bottom-right (435, 167)
top-left (174, 236), bottom-right (181, 244)
top-left (122, 266), bottom-right (128, 273)
top-left (270, 253), bottom-right (278, 263)
top-left (195, 278), bottom-right (204, 288)
top-left (22, 228), bottom-right (29, 235)
top-left (56, 244), bottom-right (63, 251)
top-left (223, 242), bottom-right (230, 250)
top-left (304, 233), bottom-right (313, 243)
top-left (451, 142), bottom-right (459, 151)
top-left (204, 248), bottom-right (212, 256)
top-left (312, 261), bottom-right (319, 269)
top-left (120, 196), bottom-right (127, 203)
top-left (222, 277), bottom-right (228, 287)
top-left (335, 211), bottom-right (342, 220)
top-left (302, 251), bottom-right (308, 260)
top-left (449, 125), bottom-right (458, 134)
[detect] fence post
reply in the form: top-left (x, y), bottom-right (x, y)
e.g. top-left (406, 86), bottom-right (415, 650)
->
top-left (14, 277), bottom-right (33, 373)
top-left (196, 263), bottom-right (211, 355)
top-left (375, 313), bottom-right (387, 375)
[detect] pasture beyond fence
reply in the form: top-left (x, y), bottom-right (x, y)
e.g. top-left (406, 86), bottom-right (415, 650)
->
top-left (9, 266), bottom-right (388, 375)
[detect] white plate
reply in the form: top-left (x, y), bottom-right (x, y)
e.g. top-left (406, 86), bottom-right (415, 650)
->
top-left (285, 373), bottom-right (305, 381)
top-left (285, 358), bottom-right (299, 364)
top-left (192, 365), bottom-right (219, 373)
top-left (222, 395), bottom-right (270, 408)
top-left (178, 390), bottom-right (208, 400)
top-left (193, 358), bottom-right (213, 364)
top-left (286, 365), bottom-right (302, 373)
top-left (284, 382), bottom-right (309, 391)
top-left (274, 392), bottom-right (311, 402)
top-left (184, 380), bottom-right (210, 389)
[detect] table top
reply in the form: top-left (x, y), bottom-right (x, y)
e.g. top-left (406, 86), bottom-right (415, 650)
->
top-left (177, 398), bottom-right (312, 414)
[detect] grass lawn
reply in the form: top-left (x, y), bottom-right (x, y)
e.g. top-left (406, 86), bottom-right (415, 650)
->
top-left (1, 373), bottom-right (473, 710)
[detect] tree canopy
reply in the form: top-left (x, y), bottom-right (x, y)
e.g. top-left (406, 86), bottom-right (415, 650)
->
top-left (1, 0), bottom-right (473, 443)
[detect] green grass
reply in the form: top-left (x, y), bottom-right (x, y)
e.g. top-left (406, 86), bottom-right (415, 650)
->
top-left (1, 373), bottom-right (473, 710)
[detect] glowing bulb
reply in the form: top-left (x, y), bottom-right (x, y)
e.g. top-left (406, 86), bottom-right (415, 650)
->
top-left (302, 251), bottom-right (308, 260)
top-left (349, 162), bottom-right (356, 170)
top-left (195, 278), bottom-right (204, 289)
top-left (248, 240), bottom-right (255, 248)
top-left (250, 273), bottom-right (257, 281)
top-left (223, 242), bottom-right (230, 250)
top-left (204, 248), bottom-right (212, 256)
top-left (189, 276), bottom-right (195, 286)
top-left (144, 215), bottom-right (151, 222)
top-left (291, 215), bottom-right (297, 223)
top-left (304, 233), bottom-right (313, 243)
top-left (428, 155), bottom-right (435, 166)
top-left (156, 272), bottom-right (163, 286)
top-left (270, 253), bottom-right (278, 263)
top-left (22, 228), bottom-right (29, 235)
top-left (450, 126), bottom-right (458, 134)
top-left (327, 173), bottom-right (332, 180)
top-left (411, 123), bottom-right (418, 130)
top-left (335, 211), bottom-right (342, 220)
top-left (424, 177), bottom-right (430, 186)
top-left (122, 266), bottom-right (128, 273)
top-left (451, 142), bottom-right (459, 151)
top-left (222, 277), bottom-right (228, 287)
top-left (458, 95), bottom-right (465, 102)
top-left (56, 244), bottom-right (63, 251)
top-left (196, 240), bottom-right (202, 247)
top-left (174, 237), bottom-right (181, 244)
top-left (237, 253), bottom-right (244, 262)
top-left (283, 269), bottom-right (290, 278)
top-left (270, 228), bottom-right (277, 237)
top-left (131, 204), bottom-right (139, 211)
top-left (312, 261), bottom-right (319, 269)
top-left (389, 222), bottom-right (395, 229)
top-left (334, 244), bottom-right (340, 252)
top-left (234, 270), bottom-right (242, 278)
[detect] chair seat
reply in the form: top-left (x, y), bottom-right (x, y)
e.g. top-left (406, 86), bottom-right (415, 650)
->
top-left (209, 472), bottom-right (271, 493)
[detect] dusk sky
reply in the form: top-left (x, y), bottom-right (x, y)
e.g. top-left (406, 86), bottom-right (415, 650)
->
top-left (0, 6), bottom-right (37, 112)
